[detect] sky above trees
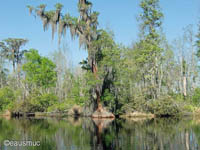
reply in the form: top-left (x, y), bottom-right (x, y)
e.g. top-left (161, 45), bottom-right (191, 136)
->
top-left (0, 0), bottom-right (199, 66)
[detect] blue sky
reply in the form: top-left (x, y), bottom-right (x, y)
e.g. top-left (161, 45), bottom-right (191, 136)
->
top-left (0, 0), bottom-right (199, 66)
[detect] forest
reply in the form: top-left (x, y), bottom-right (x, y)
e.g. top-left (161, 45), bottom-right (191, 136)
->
top-left (0, 0), bottom-right (200, 117)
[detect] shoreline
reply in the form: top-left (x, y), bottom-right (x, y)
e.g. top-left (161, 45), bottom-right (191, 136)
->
top-left (0, 110), bottom-right (199, 119)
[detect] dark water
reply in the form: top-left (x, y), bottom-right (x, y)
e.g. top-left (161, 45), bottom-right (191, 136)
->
top-left (0, 117), bottom-right (200, 150)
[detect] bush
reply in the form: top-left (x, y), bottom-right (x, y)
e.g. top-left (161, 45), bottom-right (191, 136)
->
top-left (47, 102), bottom-right (69, 112)
top-left (0, 87), bottom-right (15, 111)
top-left (120, 94), bottom-right (147, 114)
top-left (146, 96), bottom-right (181, 116)
top-left (192, 88), bottom-right (200, 105)
top-left (182, 104), bottom-right (196, 113)
top-left (30, 93), bottom-right (58, 112)
top-left (19, 90), bottom-right (59, 112)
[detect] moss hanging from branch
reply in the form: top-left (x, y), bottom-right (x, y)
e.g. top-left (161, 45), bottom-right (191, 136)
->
top-left (27, 1), bottom-right (99, 50)
top-left (27, 5), bottom-right (34, 15)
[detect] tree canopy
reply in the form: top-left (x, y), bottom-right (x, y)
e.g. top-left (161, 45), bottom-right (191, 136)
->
top-left (0, 38), bottom-right (28, 72)
top-left (22, 49), bottom-right (57, 89)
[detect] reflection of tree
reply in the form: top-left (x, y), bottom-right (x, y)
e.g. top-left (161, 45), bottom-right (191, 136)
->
top-left (116, 118), bottom-right (200, 150)
top-left (55, 118), bottom-right (92, 150)
top-left (0, 119), bottom-right (21, 141)
top-left (192, 123), bottom-right (200, 148)
top-left (92, 118), bottom-right (116, 150)
top-left (0, 118), bottom-right (200, 150)
top-left (18, 118), bottom-right (58, 139)
top-left (0, 118), bottom-right (58, 150)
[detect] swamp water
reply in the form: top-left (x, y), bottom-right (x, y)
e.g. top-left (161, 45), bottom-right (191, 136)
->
top-left (0, 117), bottom-right (199, 150)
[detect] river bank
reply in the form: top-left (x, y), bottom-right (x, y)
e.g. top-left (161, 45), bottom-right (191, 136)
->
top-left (1, 109), bottom-right (200, 119)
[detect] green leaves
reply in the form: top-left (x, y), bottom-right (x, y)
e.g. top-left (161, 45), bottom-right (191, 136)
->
top-left (0, 87), bottom-right (15, 111)
top-left (22, 49), bottom-right (57, 89)
top-left (55, 3), bottom-right (63, 10)
top-left (0, 38), bottom-right (28, 71)
top-left (192, 88), bottom-right (200, 105)
top-left (30, 92), bottom-right (58, 112)
top-left (138, 0), bottom-right (163, 60)
top-left (139, 0), bottom-right (163, 40)
top-left (146, 96), bottom-right (181, 116)
top-left (196, 23), bottom-right (200, 58)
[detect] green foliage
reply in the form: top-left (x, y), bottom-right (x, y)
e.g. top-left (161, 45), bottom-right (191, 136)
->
top-left (139, 0), bottom-right (163, 39)
top-left (23, 49), bottom-right (57, 88)
top-left (102, 89), bottom-right (114, 103)
top-left (0, 87), bottom-right (15, 111)
top-left (131, 0), bottom-right (164, 100)
top-left (37, 4), bottom-right (46, 9)
top-left (21, 0), bottom-right (200, 116)
top-left (21, 90), bottom-right (58, 112)
top-left (67, 76), bottom-right (89, 106)
top-left (30, 93), bottom-right (58, 112)
top-left (55, 3), bottom-right (63, 10)
top-left (99, 45), bottom-right (122, 113)
top-left (196, 23), bottom-right (200, 58)
top-left (0, 38), bottom-right (28, 71)
top-left (192, 88), bottom-right (200, 105)
top-left (0, 59), bottom-right (8, 88)
top-left (47, 102), bottom-right (68, 112)
top-left (101, 89), bottom-right (115, 109)
top-left (182, 104), bottom-right (197, 113)
top-left (137, 0), bottom-right (163, 64)
top-left (146, 96), bottom-right (181, 116)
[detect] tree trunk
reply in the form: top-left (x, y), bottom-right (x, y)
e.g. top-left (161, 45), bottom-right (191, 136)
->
top-left (91, 59), bottom-right (115, 118)
top-left (92, 59), bottom-right (101, 111)
top-left (13, 61), bottom-right (15, 72)
top-left (183, 76), bottom-right (187, 97)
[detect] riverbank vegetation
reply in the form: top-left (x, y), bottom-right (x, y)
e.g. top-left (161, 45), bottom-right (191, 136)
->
top-left (1, 0), bottom-right (200, 117)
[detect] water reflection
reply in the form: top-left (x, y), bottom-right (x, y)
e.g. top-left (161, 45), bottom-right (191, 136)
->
top-left (0, 117), bottom-right (199, 150)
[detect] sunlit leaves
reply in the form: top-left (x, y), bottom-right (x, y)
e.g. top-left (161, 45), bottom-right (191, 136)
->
top-left (22, 49), bottom-right (57, 88)
top-left (139, 0), bottom-right (163, 40)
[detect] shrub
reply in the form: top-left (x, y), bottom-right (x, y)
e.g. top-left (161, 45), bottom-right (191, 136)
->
top-left (47, 102), bottom-right (69, 112)
top-left (19, 90), bottom-right (59, 112)
top-left (30, 93), bottom-right (58, 112)
top-left (192, 88), bottom-right (200, 105)
top-left (146, 96), bottom-right (181, 116)
top-left (0, 87), bottom-right (15, 111)
top-left (182, 104), bottom-right (196, 113)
